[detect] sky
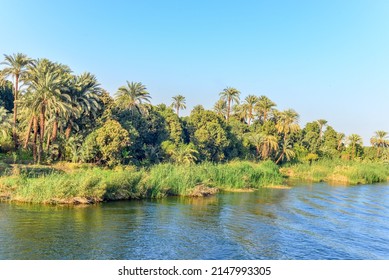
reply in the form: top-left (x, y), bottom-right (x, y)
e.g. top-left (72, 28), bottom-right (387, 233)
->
top-left (1, 0), bottom-right (389, 144)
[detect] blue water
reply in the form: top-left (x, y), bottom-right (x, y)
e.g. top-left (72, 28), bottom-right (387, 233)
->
top-left (1, 183), bottom-right (389, 259)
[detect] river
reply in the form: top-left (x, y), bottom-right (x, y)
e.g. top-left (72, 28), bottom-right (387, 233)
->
top-left (1, 183), bottom-right (388, 259)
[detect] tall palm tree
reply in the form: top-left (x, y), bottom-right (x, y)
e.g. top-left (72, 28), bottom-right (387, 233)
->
top-left (370, 130), bottom-right (388, 158)
top-left (23, 59), bottom-right (71, 162)
top-left (316, 119), bottom-right (328, 140)
top-left (1, 53), bottom-right (33, 146)
top-left (336, 132), bottom-right (345, 151)
top-left (171, 94), bottom-right (186, 116)
top-left (219, 87), bottom-right (240, 122)
top-left (256, 95), bottom-right (276, 123)
top-left (275, 109), bottom-right (299, 164)
top-left (115, 81), bottom-right (151, 114)
top-left (347, 134), bottom-right (363, 160)
top-left (213, 99), bottom-right (227, 118)
top-left (64, 72), bottom-right (101, 139)
top-left (243, 95), bottom-right (258, 125)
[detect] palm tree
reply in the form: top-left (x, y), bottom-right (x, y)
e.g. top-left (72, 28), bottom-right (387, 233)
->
top-left (219, 87), bottom-right (240, 122)
top-left (347, 134), bottom-right (363, 160)
top-left (171, 94), bottom-right (186, 116)
top-left (0, 107), bottom-right (11, 137)
top-left (1, 53), bottom-right (33, 146)
top-left (336, 132), bottom-right (345, 151)
top-left (256, 95), bottom-right (276, 123)
top-left (23, 59), bottom-right (71, 162)
top-left (316, 119), bottom-right (328, 140)
top-left (275, 109), bottom-right (299, 164)
top-left (64, 72), bottom-right (101, 139)
top-left (276, 138), bottom-right (295, 164)
top-left (115, 81), bottom-right (151, 114)
top-left (171, 144), bottom-right (198, 165)
top-left (243, 95), bottom-right (258, 125)
top-left (213, 99), bottom-right (227, 118)
top-left (370, 130), bottom-right (388, 158)
top-left (247, 132), bottom-right (278, 160)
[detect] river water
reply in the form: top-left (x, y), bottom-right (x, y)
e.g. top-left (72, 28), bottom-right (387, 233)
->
top-left (1, 183), bottom-right (388, 259)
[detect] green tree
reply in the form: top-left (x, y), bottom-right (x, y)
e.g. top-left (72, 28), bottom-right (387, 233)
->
top-left (188, 106), bottom-right (230, 162)
top-left (171, 94), bottom-right (186, 116)
top-left (243, 95), bottom-right (258, 125)
top-left (256, 95), bottom-right (276, 123)
top-left (316, 119), bottom-right (328, 140)
top-left (0, 106), bottom-right (11, 138)
top-left (219, 87), bottom-right (240, 122)
top-left (95, 120), bottom-right (130, 166)
top-left (1, 53), bottom-right (33, 147)
top-left (347, 134), bottom-right (363, 160)
top-left (275, 109), bottom-right (299, 164)
top-left (115, 81), bottom-right (151, 114)
top-left (370, 130), bottom-right (388, 158)
top-left (213, 99), bottom-right (227, 118)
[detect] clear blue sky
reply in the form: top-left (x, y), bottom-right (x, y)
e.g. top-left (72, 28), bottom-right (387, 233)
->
top-left (1, 0), bottom-right (389, 144)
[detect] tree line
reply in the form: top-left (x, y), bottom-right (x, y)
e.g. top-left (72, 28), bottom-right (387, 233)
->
top-left (0, 53), bottom-right (388, 166)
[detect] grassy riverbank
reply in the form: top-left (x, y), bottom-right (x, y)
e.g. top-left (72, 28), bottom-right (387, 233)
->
top-left (281, 160), bottom-right (389, 185)
top-left (0, 160), bottom-right (283, 204)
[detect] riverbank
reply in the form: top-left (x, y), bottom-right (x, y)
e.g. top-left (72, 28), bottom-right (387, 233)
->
top-left (280, 160), bottom-right (389, 185)
top-left (0, 161), bottom-right (283, 204)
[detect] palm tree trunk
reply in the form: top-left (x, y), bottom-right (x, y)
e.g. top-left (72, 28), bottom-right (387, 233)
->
top-left (33, 116), bottom-right (38, 163)
top-left (13, 74), bottom-right (19, 149)
top-left (176, 106), bottom-right (179, 116)
top-left (65, 124), bottom-right (72, 139)
top-left (23, 117), bottom-right (34, 149)
top-left (263, 110), bottom-right (267, 123)
top-left (248, 108), bottom-right (252, 125)
top-left (275, 151), bottom-right (284, 164)
top-left (227, 98), bottom-right (231, 122)
top-left (46, 131), bottom-right (51, 152)
top-left (39, 107), bottom-right (45, 143)
top-left (52, 120), bottom-right (58, 141)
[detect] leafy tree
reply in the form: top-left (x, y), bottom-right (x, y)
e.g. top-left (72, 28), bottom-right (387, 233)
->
top-left (256, 95), bottom-right (276, 123)
top-left (213, 99), bottom-right (227, 118)
top-left (115, 81), bottom-right (151, 114)
top-left (243, 95), bottom-right (258, 125)
top-left (0, 106), bottom-right (11, 138)
top-left (370, 130), bottom-right (388, 158)
top-left (219, 87), bottom-right (240, 122)
top-left (95, 120), bottom-right (130, 166)
top-left (171, 94), bottom-right (186, 116)
top-left (302, 121), bottom-right (321, 154)
top-left (316, 119), bottom-right (327, 140)
top-left (0, 80), bottom-right (14, 112)
top-left (188, 106), bottom-right (230, 162)
top-left (1, 53), bottom-right (33, 146)
top-left (347, 134), bottom-right (363, 160)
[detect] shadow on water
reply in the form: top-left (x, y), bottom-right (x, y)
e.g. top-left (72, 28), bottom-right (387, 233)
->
top-left (1, 183), bottom-right (389, 260)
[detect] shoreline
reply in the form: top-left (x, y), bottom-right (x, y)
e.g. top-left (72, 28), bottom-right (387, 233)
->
top-left (1, 160), bottom-right (388, 205)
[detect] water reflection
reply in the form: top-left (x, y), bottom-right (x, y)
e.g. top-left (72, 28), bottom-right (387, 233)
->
top-left (1, 184), bottom-right (389, 259)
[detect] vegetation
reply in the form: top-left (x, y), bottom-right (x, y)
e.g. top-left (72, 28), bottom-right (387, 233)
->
top-left (1, 52), bottom-right (389, 204)
top-left (0, 161), bottom-right (283, 203)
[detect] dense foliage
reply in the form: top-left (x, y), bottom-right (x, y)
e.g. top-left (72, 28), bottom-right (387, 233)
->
top-left (1, 53), bottom-right (388, 166)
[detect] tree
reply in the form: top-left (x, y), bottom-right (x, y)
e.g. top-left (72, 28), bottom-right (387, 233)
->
top-left (347, 134), bottom-right (363, 160)
top-left (171, 94), bottom-right (186, 116)
top-left (247, 132), bottom-right (278, 160)
top-left (219, 87), bottom-right (240, 122)
top-left (1, 53), bottom-right (33, 147)
top-left (115, 81), bottom-right (151, 114)
top-left (64, 72), bottom-right (102, 139)
top-left (370, 130), bottom-right (388, 158)
top-left (0, 106), bottom-right (11, 138)
top-left (256, 95), bottom-right (276, 123)
top-left (22, 59), bottom-right (72, 163)
top-left (275, 109), bottom-right (299, 164)
top-left (95, 120), bottom-right (130, 166)
top-left (213, 99), bottom-right (227, 118)
top-left (243, 95), bottom-right (258, 125)
top-left (316, 119), bottom-right (328, 140)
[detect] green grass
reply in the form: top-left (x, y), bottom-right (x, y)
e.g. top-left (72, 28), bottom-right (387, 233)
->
top-left (0, 160), bottom-right (283, 204)
top-left (281, 159), bottom-right (389, 185)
